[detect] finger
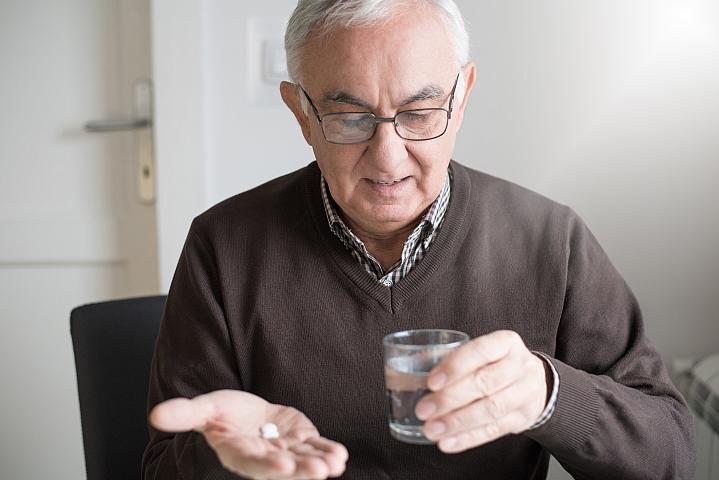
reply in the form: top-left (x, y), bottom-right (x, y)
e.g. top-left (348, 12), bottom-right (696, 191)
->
top-left (436, 411), bottom-right (528, 454)
top-left (203, 431), bottom-right (296, 479)
top-left (289, 443), bottom-right (327, 456)
top-left (291, 454), bottom-right (331, 479)
top-left (305, 437), bottom-right (349, 462)
top-left (427, 330), bottom-right (522, 391)
top-left (149, 396), bottom-right (215, 432)
top-left (423, 377), bottom-right (537, 442)
top-left (302, 438), bottom-right (349, 477)
top-left (210, 434), bottom-right (346, 479)
top-left (214, 441), bottom-right (296, 479)
top-left (205, 432), bottom-right (275, 458)
top-left (288, 441), bottom-right (347, 472)
top-left (267, 437), bottom-right (290, 451)
top-left (284, 426), bottom-right (321, 445)
top-left (417, 353), bottom-right (522, 420)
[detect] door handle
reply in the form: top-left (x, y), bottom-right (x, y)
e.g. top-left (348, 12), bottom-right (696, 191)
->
top-left (84, 118), bottom-right (151, 132)
top-left (83, 78), bottom-right (156, 205)
top-left (84, 78), bottom-right (153, 132)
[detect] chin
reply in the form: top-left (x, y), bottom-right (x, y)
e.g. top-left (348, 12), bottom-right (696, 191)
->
top-left (365, 206), bottom-right (417, 226)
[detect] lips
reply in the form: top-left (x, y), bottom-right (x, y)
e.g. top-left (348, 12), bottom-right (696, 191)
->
top-left (369, 179), bottom-right (403, 186)
top-left (364, 176), bottom-right (409, 197)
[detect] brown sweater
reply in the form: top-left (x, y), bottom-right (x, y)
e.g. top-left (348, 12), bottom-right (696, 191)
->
top-left (143, 161), bottom-right (695, 479)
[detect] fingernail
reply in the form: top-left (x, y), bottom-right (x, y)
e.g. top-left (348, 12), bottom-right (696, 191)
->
top-left (440, 436), bottom-right (457, 451)
top-left (425, 421), bottom-right (445, 437)
top-left (415, 401), bottom-right (436, 420)
top-left (428, 372), bottom-right (447, 390)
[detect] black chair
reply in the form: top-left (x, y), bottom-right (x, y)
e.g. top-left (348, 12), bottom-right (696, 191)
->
top-left (71, 295), bottom-right (166, 480)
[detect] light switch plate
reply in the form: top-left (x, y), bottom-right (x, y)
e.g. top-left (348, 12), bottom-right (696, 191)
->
top-left (246, 16), bottom-right (289, 108)
top-left (262, 39), bottom-right (287, 83)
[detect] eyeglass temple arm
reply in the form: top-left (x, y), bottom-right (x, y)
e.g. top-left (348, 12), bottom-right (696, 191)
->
top-left (447, 72), bottom-right (461, 119)
top-left (297, 84), bottom-right (323, 123)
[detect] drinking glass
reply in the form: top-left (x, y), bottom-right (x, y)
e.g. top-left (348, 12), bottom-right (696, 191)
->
top-left (383, 329), bottom-right (470, 444)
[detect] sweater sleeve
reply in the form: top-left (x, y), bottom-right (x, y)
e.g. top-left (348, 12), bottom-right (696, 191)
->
top-left (142, 219), bottom-right (243, 480)
top-left (524, 210), bottom-right (695, 479)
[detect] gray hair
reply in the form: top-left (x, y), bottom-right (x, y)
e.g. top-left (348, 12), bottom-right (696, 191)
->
top-left (285, 0), bottom-right (470, 115)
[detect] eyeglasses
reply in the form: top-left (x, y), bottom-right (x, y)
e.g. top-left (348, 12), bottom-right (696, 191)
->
top-left (298, 73), bottom-right (460, 144)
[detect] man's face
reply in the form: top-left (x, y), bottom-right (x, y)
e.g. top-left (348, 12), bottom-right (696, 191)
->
top-left (282, 9), bottom-right (475, 235)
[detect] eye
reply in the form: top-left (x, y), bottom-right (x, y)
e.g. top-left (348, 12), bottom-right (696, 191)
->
top-left (338, 114), bottom-right (374, 129)
top-left (399, 110), bottom-right (435, 128)
top-left (340, 118), bottom-right (363, 127)
top-left (402, 112), bottom-right (429, 122)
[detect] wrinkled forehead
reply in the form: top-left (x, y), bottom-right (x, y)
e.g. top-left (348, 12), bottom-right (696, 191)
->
top-left (300, 9), bottom-right (458, 102)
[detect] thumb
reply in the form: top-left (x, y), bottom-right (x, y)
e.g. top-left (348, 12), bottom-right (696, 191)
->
top-left (150, 395), bottom-right (215, 433)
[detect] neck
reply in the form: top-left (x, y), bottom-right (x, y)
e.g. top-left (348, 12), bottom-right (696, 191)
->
top-left (342, 214), bottom-right (422, 271)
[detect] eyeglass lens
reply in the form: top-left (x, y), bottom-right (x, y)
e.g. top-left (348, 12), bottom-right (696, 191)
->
top-left (321, 109), bottom-right (449, 144)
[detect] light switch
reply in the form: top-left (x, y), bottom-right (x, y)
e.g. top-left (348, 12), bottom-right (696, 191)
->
top-left (246, 16), bottom-right (289, 107)
top-left (263, 39), bottom-right (287, 83)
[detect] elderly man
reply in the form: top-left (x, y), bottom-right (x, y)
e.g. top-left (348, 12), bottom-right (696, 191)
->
top-left (143, 1), bottom-right (694, 479)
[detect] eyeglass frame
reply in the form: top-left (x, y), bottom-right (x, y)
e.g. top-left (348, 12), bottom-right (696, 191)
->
top-left (297, 72), bottom-right (461, 144)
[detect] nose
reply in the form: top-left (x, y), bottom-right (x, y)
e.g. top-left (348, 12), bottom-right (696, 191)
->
top-left (365, 119), bottom-right (408, 173)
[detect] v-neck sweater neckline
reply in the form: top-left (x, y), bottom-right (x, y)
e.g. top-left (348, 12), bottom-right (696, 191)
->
top-left (303, 161), bottom-right (472, 314)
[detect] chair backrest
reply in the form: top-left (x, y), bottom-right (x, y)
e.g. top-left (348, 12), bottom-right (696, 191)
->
top-left (71, 295), bottom-right (166, 480)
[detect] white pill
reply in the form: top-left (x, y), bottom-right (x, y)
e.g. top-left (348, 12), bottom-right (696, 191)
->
top-left (260, 423), bottom-right (280, 439)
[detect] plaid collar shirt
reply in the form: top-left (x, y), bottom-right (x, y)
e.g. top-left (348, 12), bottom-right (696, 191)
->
top-left (320, 171), bottom-right (451, 287)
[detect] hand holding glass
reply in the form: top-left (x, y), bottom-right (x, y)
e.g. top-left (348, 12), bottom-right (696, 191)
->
top-left (383, 329), bottom-right (470, 444)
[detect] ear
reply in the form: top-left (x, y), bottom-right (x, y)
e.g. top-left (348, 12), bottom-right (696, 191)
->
top-left (280, 81), bottom-right (313, 145)
top-left (451, 62), bottom-right (477, 128)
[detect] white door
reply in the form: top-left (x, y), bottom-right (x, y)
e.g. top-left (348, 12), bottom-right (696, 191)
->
top-left (0, 1), bottom-right (158, 479)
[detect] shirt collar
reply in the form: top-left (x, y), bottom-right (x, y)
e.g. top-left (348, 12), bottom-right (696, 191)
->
top-left (320, 172), bottom-right (451, 243)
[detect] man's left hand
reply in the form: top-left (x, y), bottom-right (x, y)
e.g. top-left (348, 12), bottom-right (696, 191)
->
top-left (415, 330), bottom-right (550, 453)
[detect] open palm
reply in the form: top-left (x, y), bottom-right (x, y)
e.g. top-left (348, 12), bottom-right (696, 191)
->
top-left (150, 389), bottom-right (348, 479)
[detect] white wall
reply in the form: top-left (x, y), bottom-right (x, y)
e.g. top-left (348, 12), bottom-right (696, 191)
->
top-left (202, 0), bottom-right (314, 205)
top-left (2, 2), bottom-right (159, 480)
top-left (456, 1), bottom-right (719, 364)
top-left (153, 0), bottom-right (313, 289)
top-left (153, 0), bottom-right (209, 292)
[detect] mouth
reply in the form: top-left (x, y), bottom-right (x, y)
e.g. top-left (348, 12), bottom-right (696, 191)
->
top-left (363, 176), bottom-right (409, 197)
top-left (367, 177), bottom-right (406, 186)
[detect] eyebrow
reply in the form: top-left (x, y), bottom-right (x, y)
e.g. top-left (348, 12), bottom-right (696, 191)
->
top-left (320, 91), bottom-right (372, 109)
top-left (399, 85), bottom-right (445, 105)
top-left (319, 84), bottom-right (446, 110)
